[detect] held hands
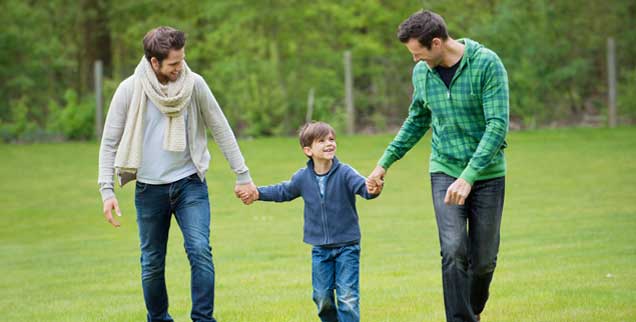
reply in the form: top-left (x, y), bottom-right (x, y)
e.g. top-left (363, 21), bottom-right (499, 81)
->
top-left (102, 197), bottom-right (122, 227)
top-left (366, 177), bottom-right (383, 195)
top-left (235, 182), bottom-right (259, 205)
top-left (366, 165), bottom-right (386, 195)
top-left (444, 178), bottom-right (472, 206)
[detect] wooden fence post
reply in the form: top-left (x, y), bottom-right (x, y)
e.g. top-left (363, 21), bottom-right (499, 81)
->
top-left (607, 37), bottom-right (617, 128)
top-left (344, 51), bottom-right (355, 134)
top-left (306, 88), bottom-right (315, 123)
top-left (94, 60), bottom-right (103, 140)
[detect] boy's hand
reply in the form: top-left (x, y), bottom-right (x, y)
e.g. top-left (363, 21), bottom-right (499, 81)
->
top-left (237, 190), bottom-right (258, 205)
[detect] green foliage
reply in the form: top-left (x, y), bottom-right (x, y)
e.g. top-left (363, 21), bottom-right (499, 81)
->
top-left (0, 1), bottom-right (78, 120)
top-left (0, 97), bottom-right (40, 142)
top-left (1, 0), bottom-right (635, 141)
top-left (618, 68), bottom-right (636, 121)
top-left (48, 90), bottom-right (95, 141)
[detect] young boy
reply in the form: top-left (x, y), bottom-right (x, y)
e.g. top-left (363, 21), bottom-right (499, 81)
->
top-left (239, 121), bottom-right (382, 322)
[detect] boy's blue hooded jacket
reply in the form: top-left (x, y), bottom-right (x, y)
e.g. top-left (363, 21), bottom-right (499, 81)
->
top-left (257, 157), bottom-right (377, 246)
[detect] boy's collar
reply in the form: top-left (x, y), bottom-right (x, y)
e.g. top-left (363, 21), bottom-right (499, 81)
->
top-left (307, 156), bottom-right (340, 176)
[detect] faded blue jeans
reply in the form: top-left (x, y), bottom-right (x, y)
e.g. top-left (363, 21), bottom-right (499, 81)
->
top-left (431, 173), bottom-right (505, 322)
top-left (135, 173), bottom-right (217, 322)
top-left (311, 243), bottom-right (361, 322)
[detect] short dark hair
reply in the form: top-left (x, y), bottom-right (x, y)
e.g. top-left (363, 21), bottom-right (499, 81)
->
top-left (143, 26), bottom-right (186, 63)
top-left (397, 10), bottom-right (448, 49)
top-left (299, 121), bottom-right (336, 149)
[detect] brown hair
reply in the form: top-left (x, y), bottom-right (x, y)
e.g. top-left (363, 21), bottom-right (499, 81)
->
top-left (143, 26), bottom-right (186, 63)
top-left (298, 121), bottom-right (336, 148)
top-left (397, 10), bottom-right (448, 49)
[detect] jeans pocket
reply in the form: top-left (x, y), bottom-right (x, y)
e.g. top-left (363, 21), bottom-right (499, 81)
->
top-left (135, 181), bottom-right (147, 193)
top-left (431, 172), bottom-right (454, 194)
top-left (342, 243), bottom-right (361, 256)
top-left (186, 173), bottom-right (205, 184)
top-left (475, 176), bottom-right (505, 194)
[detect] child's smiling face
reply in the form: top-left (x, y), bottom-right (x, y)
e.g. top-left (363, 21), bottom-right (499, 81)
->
top-left (304, 132), bottom-right (337, 161)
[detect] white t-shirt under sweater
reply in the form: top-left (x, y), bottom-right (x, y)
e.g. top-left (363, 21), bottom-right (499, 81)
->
top-left (137, 98), bottom-right (198, 184)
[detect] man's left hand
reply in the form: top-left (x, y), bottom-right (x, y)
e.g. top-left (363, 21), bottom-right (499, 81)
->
top-left (235, 182), bottom-right (259, 205)
top-left (444, 178), bottom-right (472, 205)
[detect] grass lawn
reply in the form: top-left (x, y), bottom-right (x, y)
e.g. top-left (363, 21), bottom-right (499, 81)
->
top-left (1, 127), bottom-right (635, 321)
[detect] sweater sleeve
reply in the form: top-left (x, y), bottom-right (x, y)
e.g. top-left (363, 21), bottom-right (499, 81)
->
top-left (459, 55), bottom-right (509, 184)
top-left (344, 165), bottom-right (378, 200)
top-left (98, 77), bottom-right (133, 201)
top-left (257, 170), bottom-right (302, 202)
top-left (378, 65), bottom-right (431, 170)
top-left (195, 76), bottom-right (252, 184)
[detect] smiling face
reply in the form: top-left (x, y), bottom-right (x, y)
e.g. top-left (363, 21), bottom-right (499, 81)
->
top-left (303, 132), bottom-right (337, 162)
top-left (151, 47), bottom-right (185, 83)
top-left (405, 37), bottom-right (443, 67)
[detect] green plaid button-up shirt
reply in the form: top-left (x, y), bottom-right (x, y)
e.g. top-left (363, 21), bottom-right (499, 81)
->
top-left (379, 38), bottom-right (509, 185)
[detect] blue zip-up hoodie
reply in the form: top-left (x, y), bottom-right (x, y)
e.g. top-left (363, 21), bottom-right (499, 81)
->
top-left (257, 157), bottom-right (378, 246)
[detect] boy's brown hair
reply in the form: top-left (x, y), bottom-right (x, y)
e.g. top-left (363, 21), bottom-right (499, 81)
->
top-left (298, 121), bottom-right (336, 148)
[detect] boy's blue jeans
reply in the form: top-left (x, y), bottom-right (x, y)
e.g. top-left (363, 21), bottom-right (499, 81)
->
top-left (311, 243), bottom-right (361, 322)
top-left (135, 174), bottom-right (217, 322)
top-left (431, 173), bottom-right (505, 322)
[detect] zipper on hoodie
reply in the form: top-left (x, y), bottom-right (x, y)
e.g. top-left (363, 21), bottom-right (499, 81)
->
top-left (432, 72), bottom-right (453, 101)
top-left (445, 65), bottom-right (463, 100)
top-left (444, 52), bottom-right (468, 101)
top-left (313, 174), bottom-right (330, 245)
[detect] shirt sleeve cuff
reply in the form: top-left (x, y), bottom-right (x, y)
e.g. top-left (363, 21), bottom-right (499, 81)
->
top-left (100, 188), bottom-right (115, 202)
top-left (236, 171), bottom-right (253, 185)
top-left (459, 165), bottom-right (479, 185)
top-left (378, 150), bottom-right (397, 170)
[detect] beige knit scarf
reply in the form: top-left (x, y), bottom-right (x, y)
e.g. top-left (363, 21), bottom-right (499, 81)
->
top-left (114, 57), bottom-right (195, 175)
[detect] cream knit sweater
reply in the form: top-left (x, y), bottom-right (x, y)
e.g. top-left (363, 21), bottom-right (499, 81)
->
top-left (98, 69), bottom-right (251, 201)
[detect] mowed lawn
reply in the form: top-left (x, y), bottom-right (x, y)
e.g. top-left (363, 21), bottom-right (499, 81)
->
top-left (1, 127), bottom-right (635, 322)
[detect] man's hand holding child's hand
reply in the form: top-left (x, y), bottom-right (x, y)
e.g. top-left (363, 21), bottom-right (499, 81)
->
top-left (366, 177), bottom-right (384, 195)
top-left (235, 182), bottom-right (259, 205)
top-left (366, 165), bottom-right (386, 195)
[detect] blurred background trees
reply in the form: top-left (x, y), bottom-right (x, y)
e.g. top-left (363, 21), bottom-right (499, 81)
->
top-left (1, 0), bottom-right (634, 142)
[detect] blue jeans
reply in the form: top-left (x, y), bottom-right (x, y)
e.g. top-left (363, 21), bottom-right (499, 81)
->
top-left (431, 173), bottom-right (505, 322)
top-left (311, 243), bottom-right (361, 322)
top-left (135, 174), bottom-right (217, 322)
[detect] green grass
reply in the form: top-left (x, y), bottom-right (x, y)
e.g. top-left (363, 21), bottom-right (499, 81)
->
top-left (1, 127), bottom-right (635, 322)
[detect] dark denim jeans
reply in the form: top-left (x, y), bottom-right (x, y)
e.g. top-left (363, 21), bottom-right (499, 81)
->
top-left (430, 173), bottom-right (505, 322)
top-left (135, 173), bottom-right (217, 322)
top-left (311, 243), bottom-right (361, 322)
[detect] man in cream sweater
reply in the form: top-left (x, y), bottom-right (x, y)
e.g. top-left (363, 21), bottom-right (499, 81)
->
top-left (98, 26), bottom-right (257, 322)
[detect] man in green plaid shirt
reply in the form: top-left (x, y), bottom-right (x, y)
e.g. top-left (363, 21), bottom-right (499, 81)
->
top-left (367, 10), bottom-right (508, 322)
